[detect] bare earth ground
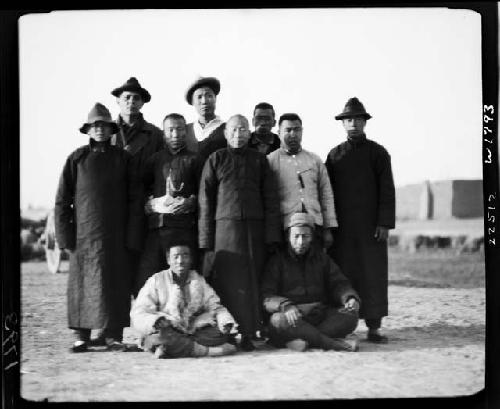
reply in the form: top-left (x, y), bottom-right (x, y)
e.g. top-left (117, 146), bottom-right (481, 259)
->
top-left (20, 250), bottom-right (485, 401)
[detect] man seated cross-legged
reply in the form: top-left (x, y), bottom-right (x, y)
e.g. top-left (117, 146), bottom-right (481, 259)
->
top-left (261, 212), bottom-right (361, 352)
top-left (130, 243), bottom-right (238, 358)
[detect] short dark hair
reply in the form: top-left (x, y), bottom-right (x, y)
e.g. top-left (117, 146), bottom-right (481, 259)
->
top-left (253, 102), bottom-right (275, 117)
top-left (278, 113), bottom-right (302, 127)
top-left (166, 242), bottom-right (192, 257)
top-left (163, 113), bottom-right (186, 125)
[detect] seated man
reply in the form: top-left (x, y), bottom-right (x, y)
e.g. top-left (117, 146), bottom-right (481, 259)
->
top-left (261, 212), bottom-right (361, 352)
top-left (130, 242), bottom-right (238, 358)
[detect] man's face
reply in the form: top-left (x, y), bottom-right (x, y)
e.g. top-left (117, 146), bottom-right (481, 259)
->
top-left (88, 121), bottom-right (113, 142)
top-left (192, 86), bottom-right (216, 118)
top-left (167, 246), bottom-right (192, 276)
top-left (225, 116), bottom-right (251, 149)
top-left (342, 117), bottom-right (366, 135)
top-left (116, 91), bottom-right (144, 116)
top-left (252, 108), bottom-right (276, 134)
top-left (289, 226), bottom-right (313, 256)
top-left (164, 118), bottom-right (187, 151)
top-left (279, 119), bottom-right (303, 152)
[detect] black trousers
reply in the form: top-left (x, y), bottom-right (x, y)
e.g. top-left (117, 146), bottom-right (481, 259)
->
top-left (267, 305), bottom-right (358, 349)
top-left (143, 326), bottom-right (228, 358)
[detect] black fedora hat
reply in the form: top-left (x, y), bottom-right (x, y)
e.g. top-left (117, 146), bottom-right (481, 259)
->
top-left (79, 103), bottom-right (119, 134)
top-left (111, 77), bottom-right (151, 103)
top-left (335, 97), bottom-right (372, 120)
top-left (185, 76), bottom-right (220, 105)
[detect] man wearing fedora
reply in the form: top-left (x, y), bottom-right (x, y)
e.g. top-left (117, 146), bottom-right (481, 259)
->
top-left (55, 103), bottom-right (143, 352)
top-left (111, 77), bottom-right (165, 176)
top-left (267, 113), bottom-right (338, 249)
top-left (261, 212), bottom-right (360, 352)
top-left (184, 76), bottom-right (227, 163)
top-left (325, 97), bottom-right (395, 344)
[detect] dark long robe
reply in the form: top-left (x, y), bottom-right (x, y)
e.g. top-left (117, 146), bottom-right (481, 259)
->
top-left (198, 147), bottom-right (281, 335)
top-left (55, 140), bottom-right (143, 330)
top-left (325, 136), bottom-right (395, 320)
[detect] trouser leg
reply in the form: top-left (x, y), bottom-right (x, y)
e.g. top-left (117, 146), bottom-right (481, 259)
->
top-left (267, 313), bottom-right (338, 350)
top-left (143, 327), bottom-right (194, 358)
top-left (193, 326), bottom-right (228, 347)
top-left (103, 327), bottom-right (124, 342)
top-left (365, 317), bottom-right (382, 330)
top-left (316, 308), bottom-right (359, 338)
top-left (72, 328), bottom-right (91, 342)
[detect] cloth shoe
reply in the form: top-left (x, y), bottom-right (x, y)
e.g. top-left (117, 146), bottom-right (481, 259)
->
top-left (70, 340), bottom-right (88, 353)
top-left (105, 339), bottom-right (129, 352)
top-left (207, 343), bottom-right (237, 357)
top-left (328, 334), bottom-right (359, 352)
top-left (239, 335), bottom-right (256, 352)
top-left (285, 339), bottom-right (308, 352)
top-left (153, 345), bottom-right (168, 359)
top-left (367, 330), bottom-right (388, 344)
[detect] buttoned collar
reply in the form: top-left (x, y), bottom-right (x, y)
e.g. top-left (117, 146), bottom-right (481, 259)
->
top-left (279, 146), bottom-right (303, 156)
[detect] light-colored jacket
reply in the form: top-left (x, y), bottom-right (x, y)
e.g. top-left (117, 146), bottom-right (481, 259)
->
top-left (130, 269), bottom-right (237, 336)
top-left (267, 148), bottom-right (338, 229)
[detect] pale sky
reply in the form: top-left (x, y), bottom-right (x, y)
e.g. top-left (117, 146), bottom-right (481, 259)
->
top-left (19, 8), bottom-right (482, 209)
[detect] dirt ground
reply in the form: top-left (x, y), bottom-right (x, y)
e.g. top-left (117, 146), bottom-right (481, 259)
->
top-left (20, 250), bottom-right (485, 401)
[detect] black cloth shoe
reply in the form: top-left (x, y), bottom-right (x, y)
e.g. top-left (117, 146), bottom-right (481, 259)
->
top-left (106, 339), bottom-right (129, 351)
top-left (70, 341), bottom-right (88, 353)
top-left (239, 336), bottom-right (256, 352)
top-left (88, 336), bottom-right (107, 347)
top-left (367, 331), bottom-right (389, 344)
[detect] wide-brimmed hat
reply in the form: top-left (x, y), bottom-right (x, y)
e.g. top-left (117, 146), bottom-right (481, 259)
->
top-left (111, 77), bottom-right (151, 103)
top-left (79, 103), bottom-right (119, 134)
top-left (288, 212), bottom-right (315, 229)
top-left (185, 76), bottom-right (220, 105)
top-left (335, 97), bottom-right (372, 120)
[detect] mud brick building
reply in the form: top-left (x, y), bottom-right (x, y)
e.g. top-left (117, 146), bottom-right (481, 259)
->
top-left (396, 179), bottom-right (483, 220)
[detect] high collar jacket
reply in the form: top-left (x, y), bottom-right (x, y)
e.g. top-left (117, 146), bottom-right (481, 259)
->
top-left (198, 147), bottom-right (281, 248)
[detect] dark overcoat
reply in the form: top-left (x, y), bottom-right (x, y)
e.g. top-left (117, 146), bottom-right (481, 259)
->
top-left (325, 137), bottom-right (395, 320)
top-left (198, 147), bottom-right (281, 335)
top-left (55, 140), bottom-right (143, 330)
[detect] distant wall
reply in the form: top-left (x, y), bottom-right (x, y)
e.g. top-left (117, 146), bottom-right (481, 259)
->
top-left (432, 181), bottom-right (453, 219)
top-left (396, 179), bottom-right (483, 220)
top-left (452, 180), bottom-right (484, 218)
top-left (395, 183), bottom-right (422, 220)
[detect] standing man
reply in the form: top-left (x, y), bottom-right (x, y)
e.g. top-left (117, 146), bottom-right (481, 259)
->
top-left (325, 97), bottom-right (395, 344)
top-left (267, 113), bottom-right (338, 249)
top-left (198, 114), bottom-right (281, 351)
top-left (133, 113), bottom-right (201, 296)
top-left (111, 77), bottom-right (166, 172)
top-left (55, 103), bottom-right (143, 352)
top-left (248, 102), bottom-right (281, 155)
top-left (185, 76), bottom-right (227, 163)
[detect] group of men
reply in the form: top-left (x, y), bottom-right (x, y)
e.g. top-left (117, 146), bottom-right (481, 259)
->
top-left (54, 75), bottom-right (395, 358)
